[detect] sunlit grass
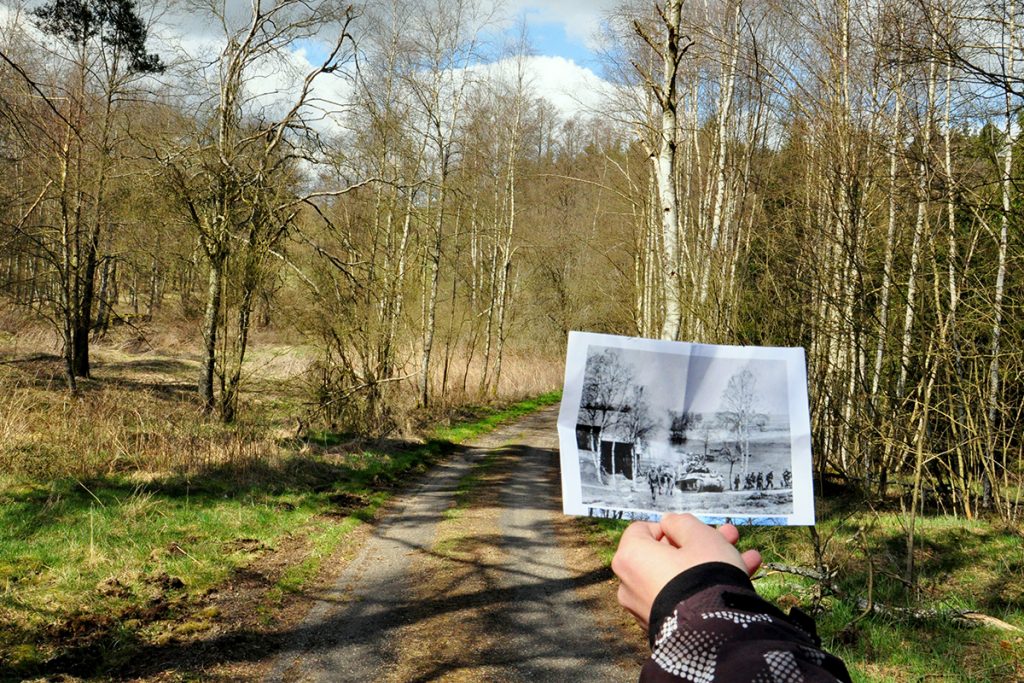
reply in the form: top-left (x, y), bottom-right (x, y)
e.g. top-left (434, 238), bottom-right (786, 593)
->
top-left (0, 391), bottom-right (560, 678)
top-left (576, 501), bottom-right (1024, 682)
top-left (431, 390), bottom-right (561, 443)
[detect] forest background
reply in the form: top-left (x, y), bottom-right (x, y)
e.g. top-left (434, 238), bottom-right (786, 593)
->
top-left (1, 0), bottom-right (1022, 679)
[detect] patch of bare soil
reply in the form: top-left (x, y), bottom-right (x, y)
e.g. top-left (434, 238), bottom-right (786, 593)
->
top-left (549, 515), bottom-right (649, 663)
top-left (386, 459), bottom-right (509, 682)
top-left (112, 521), bottom-right (376, 682)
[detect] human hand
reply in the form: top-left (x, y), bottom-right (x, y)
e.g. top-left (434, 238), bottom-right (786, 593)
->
top-left (610, 513), bottom-right (762, 630)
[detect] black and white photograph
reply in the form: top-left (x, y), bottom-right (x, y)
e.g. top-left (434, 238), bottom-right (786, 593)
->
top-left (558, 332), bottom-right (815, 525)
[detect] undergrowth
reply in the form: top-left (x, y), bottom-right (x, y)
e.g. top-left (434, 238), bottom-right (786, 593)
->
top-left (0, 363), bottom-right (559, 680)
top-left (576, 497), bottom-right (1024, 682)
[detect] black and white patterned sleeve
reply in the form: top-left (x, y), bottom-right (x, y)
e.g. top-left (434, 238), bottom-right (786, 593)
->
top-left (639, 562), bottom-right (852, 683)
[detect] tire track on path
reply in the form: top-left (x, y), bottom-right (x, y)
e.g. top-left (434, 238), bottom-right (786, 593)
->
top-left (265, 406), bottom-right (638, 682)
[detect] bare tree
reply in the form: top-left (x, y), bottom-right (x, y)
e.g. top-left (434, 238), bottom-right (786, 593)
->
top-left (406, 0), bottom-right (486, 407)
top-left (578, 348), bottom-right (636, 484)
top-left (717, 368), bottom-right (767, 480)
top-left (161, 0), bottom-right (359, 420)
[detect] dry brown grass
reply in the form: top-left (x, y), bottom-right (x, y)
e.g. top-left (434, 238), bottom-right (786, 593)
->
top-left (0, 347), bottom-right (287, 480)
top-left (0, 318), bottom-right (564, 479)
top-left (424, 346), bottom-right (564, 403)
top-left (0, 381), bottom-right (285, 479)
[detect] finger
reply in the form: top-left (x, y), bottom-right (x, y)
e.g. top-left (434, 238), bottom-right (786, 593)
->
top-left (717, 523), bottom-right (739, 545)
top-left (740, 548), bottom-right (762, 576)
top-left (620, 520), bottom-right (659, 544)
top-left (659, 513), bottom-right (706, 547)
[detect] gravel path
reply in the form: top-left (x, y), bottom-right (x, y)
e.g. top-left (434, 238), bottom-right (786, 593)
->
top-left (265, 406), bottom-right (638, 682)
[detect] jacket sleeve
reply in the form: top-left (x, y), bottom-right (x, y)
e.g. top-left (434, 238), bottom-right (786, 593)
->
top-left (640, 562), bottom-right (852, 683)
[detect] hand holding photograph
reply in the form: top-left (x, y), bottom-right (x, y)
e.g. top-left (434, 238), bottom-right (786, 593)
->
top-left (557, 332), bottom-right (815, 525)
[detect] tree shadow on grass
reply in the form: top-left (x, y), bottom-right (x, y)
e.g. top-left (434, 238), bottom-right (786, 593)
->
top-left (870, 526), bottom-right (1024, 610)
top-left (0, 436), bottom-right (484, 678)
top-left (2, 432), bottom-right (467, 539)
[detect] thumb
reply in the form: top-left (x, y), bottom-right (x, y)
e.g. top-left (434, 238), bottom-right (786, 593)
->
top-left (659, 513), bottom-right (709, 548)
top-left (740, 549), bottom-right (762, 577)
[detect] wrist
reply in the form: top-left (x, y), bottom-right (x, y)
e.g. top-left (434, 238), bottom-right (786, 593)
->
top-left (647, 561), bottom-right (754, 646)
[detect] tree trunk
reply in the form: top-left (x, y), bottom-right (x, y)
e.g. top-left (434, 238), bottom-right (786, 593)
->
top-left (72, 223), bottom-right (100, 377)
top-left (420, 178), bottom-right (445, 408)
top-left (897, 35), bottom-right (937, 398)
top-left (94, 257), bottom-right (112, 335)
top-left (199, 260), bottom-right (223, 414)
top-left (220, 278), bottom-right (255, 423)
top-left (637, 0), bottom-right (684, 341)
top-left (695, 2), bottom-right (740, 339)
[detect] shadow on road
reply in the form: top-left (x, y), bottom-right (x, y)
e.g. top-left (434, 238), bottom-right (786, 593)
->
top-left (126, 441), bottom-right (633, 681)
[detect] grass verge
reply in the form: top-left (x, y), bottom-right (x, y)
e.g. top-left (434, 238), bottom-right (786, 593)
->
top-left (0, 392), bottom-right (560, 680)
top-left (574, 501), bottom-right (1024, 682)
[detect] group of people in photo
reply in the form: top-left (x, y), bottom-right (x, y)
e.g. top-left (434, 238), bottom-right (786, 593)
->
top-left (732, 468), bottom-right (792, 492)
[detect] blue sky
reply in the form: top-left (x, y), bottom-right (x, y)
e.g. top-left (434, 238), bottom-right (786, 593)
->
top-left (501, 0), bottom-right (618, 67)
top-left (512, 11), bottom-right (599, 67)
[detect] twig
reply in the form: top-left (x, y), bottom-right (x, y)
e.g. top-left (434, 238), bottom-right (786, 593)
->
top-left (762, 561), bottom-right (840, 594)
top-left (853, 600), bottom-right (1021, 632)
top-left (0, 49), bottom-right (82, 138)
top-left (763, 562), bottom-right (1021, 632)
top-left (847, 528), bottom-right (874, 628)
top-left (168, 542), bottom-right (201, 565)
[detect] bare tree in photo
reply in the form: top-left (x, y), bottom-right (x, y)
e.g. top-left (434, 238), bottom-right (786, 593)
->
top-left (698, 420), bottom-right (713, 457)
top-left (616, 384), bottom-right (657, 485)
top-left (718, 441), bottom-right (743, 490)
top-left (717, 368), bottom-right (767, 481)
top-left (578, 348), bottom-right (634, 485)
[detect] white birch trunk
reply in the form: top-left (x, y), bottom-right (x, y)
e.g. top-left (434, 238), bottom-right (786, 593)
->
top-left (985, 0), bottom-right (1015, 506)
top-left (695, 3), bottom-right (741, 337)
top-left (897, 35), bottom-right (937, 398)
top-left (646, 0), bottom-right (684, 341)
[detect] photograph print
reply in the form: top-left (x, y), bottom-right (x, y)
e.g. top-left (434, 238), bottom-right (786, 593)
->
top-left (557, 332), bottom-right (815, 525)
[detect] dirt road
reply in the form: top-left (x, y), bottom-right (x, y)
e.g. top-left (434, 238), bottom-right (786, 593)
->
top-left (265, 406), bottom-right (640, 682)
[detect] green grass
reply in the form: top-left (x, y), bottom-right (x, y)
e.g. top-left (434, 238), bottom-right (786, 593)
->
top-left (430, 390), bottom-right (561, 443)
top-left (0, 391), bottom-right (560, 680)
top-left (575, 503), bottom-right (1024, 682)
top-left (260, 515), bottom-right (363, 619)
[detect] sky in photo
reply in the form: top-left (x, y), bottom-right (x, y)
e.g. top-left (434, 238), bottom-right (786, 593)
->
top-left (596, 346), bottom-right (790, 422)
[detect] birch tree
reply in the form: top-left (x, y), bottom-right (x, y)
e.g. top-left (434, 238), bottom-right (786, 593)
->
top-left (406, 0), bottom-right (484, 407)
top-left (631, 0), bottom-right (690, 341)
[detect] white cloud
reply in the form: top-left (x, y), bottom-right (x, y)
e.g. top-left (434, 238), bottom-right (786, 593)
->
top-left (495, 0), bottom-right (620, 50)
top-left (518, 54), bottom-right (609, 118)
top-left (462, 53), bottom-right (611, 120)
